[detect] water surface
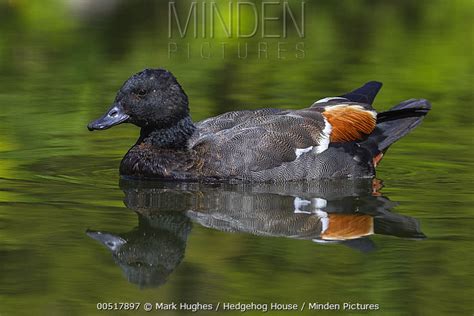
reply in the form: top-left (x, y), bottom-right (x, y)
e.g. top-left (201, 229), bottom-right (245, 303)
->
top-left (0, 0), bottom-right (473, 315)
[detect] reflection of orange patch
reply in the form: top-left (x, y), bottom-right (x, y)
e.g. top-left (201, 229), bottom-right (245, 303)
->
top-left (321, 214), bottom-right (374, 240)
top-left (323, 105), bottom-right (376, 142)
top-left (372, 178), bottom-right (383, 196)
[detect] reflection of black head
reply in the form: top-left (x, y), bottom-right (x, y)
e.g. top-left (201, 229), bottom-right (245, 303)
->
top-left (87, 211), bottom-right (191, 288)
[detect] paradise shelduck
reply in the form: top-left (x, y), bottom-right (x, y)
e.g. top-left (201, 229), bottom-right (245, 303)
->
top-left (87, 69), bottom-right (431, 182)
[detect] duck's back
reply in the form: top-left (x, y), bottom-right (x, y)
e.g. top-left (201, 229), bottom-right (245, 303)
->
top-left (192, 95), bottom-right (432, 182)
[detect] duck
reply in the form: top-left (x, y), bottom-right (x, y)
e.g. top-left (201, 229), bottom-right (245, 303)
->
top-left (87, 68), bottom-right (431, 182)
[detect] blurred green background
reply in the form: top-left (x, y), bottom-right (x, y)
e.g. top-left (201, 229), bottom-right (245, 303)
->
top-left (0, 0), bottom-right (473, 315)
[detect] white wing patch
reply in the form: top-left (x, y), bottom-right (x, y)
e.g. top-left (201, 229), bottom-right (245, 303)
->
top-left (314, 117), bottom-right (332, 154)
top-left (312, 238), bottom-right (340, 244)
top-left (293, 196), bottom-right (328, 222)
top-left (294, 118), bottom-right (332, 158)
top-left (313, 97), bottom-right (348, 104)
top-left (312, 197), bottom-right (328, 209)
top-left (315, 210), bottom-right (329, 233)
top-left (293, 197), bottom-right (312, 214)
top-left (295, 146), bottom-right (313, 158)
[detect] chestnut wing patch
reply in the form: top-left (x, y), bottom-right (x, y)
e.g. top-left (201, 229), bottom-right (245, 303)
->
top-left (322, 104), bottom-right (376, 143)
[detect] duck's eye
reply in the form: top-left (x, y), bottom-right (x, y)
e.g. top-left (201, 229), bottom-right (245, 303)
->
top-left (134, 89), bottom-right (148, 98)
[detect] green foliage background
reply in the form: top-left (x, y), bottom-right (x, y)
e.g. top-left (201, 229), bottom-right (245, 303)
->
top-left (0, 0), bottom-right (472, 315)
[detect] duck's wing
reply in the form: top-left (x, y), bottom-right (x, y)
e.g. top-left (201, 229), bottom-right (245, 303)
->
top-left (191, 105), bottom-right (377, 175)
top-left (193, 108), bottom-right (283, 136)
top-left (192, 109), bottom-right (324, 174)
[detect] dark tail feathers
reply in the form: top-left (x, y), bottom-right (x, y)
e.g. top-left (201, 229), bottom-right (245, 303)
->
top-left (360, 99), bottom-right (431, 158)
top-left (374, 212), bottom-right (426, 239)
top-left (339, 81), bottom-right (383, 105)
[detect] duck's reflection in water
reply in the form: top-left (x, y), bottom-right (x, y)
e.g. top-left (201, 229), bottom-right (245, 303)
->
top-left (87, 211), bottom-right (190, 288)
top-left (87, 179), bottom-right (425, 287)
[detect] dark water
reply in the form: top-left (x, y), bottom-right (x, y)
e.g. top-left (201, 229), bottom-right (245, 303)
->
top-left (0, 0), bottom-right (473, 315)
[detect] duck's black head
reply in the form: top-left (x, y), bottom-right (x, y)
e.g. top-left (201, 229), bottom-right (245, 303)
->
top-left (88, 69), bottom-right (189, 131)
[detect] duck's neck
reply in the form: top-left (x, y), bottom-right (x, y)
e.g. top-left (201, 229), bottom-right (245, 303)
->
top-left (139, 116), bottom-right (196, 149)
